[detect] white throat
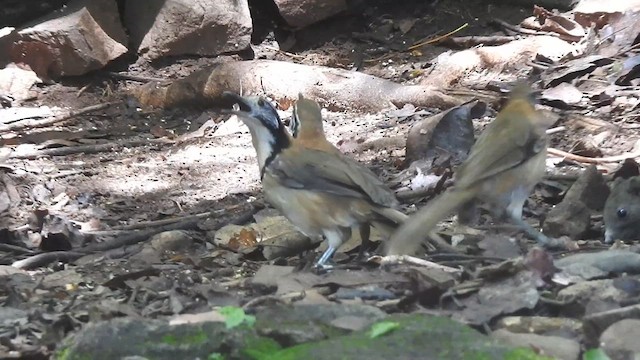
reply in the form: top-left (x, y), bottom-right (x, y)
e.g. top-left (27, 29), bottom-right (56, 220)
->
top-left (247, 123), bottom-right (277, 172)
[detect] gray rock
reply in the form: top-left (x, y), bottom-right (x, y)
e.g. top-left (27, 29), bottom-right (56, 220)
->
top-left (59, 304), bottom-right (529, 360)
top-left (543, 199), bottom-right (591, 238)
top-left (496, 316), bottom-right (583, 338)
top-left (564, 165), bottom-right (609, 211)
top-left (600, 319), bottom-right (640, 359)
top-left (543, 165), bottom-right (609, 238)
top-left (493, 329), bottom-right (580, 360)
top-left (150, 230), bottom-right (193, 252)
top-left (124, 0), bottom-right (252, 60)
top-left (9, 0), bottom-right (127, 78)
top-left (274, 0), bottom-right (348, 28)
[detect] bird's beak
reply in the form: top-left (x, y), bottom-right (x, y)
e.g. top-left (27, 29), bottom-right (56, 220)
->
top-left (221, 91), bottom-right (253, 114)
top-left (221, 92), bottom-right (278, 128)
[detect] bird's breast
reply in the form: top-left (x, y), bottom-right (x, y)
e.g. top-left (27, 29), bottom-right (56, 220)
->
top-left (261, 174), bottom-right (372, 237)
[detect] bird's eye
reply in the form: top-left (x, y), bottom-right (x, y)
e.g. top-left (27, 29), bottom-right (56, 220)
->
top-left (617, 208), bottom-right (628, 219)
top-left (258, 99), bottom-right (264, 106)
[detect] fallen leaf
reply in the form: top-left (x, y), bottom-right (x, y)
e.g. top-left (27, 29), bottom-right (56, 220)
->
top-left (368, 321), bottom-right (401, 338)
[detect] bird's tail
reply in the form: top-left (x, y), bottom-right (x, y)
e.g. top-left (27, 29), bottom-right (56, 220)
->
top-left (369, 207), bottom-right (409, 236)
top-left (385, 188), bottom-right (475, 255)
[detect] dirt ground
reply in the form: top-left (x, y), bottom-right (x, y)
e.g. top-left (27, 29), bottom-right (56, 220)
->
top-left (3, 0), bottom-right (640, 357)
top-left (3, 0), bottom-right (544, 230)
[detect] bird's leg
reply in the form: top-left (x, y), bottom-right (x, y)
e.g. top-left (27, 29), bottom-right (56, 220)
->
top-left (357, 223), bottom-right (372, 260)
top-left (510, 215), bottom-right (550, 246)
top-left (505, 192), bottom-right (559, 247)
top-left (457, 199), bottom-right (479, 225)
top-left (315, 246), bottom-right (336, 269)
top-left (315, 227), bottom-right (351, 269)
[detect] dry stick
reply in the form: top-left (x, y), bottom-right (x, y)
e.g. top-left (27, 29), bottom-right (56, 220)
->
top-left (102, 209), bottom-right (232, 232)
top-left (548, 147), bottom-right (640, 164)
top-left (442, 35), bottom-right (517, 47)
top-left (408, 23), bottom-right (469, 51)
top-left (9, 138), bottom-right (172, 160)
top-left (83, 205), bottom-right (261, 254)
top-left (396, 186), bottom-right (434, 201)
top-left (12, 251), bottom-right (86, 270)
top-left (105, 71), bottom-right (168, 83)
top-left (365, 23), bottom-right (469, 63)
top-left (0, 243), bottom-right (35, 255)
top-left (375, 254), bottom-right (463, 274)
top-left (546, 126), bottom-right (566, 135)
top-left (0, 101), bottom-right (120, 133)
top-left (82, 205), bottom-right (245, 235)
top-left (11, 205), bottom-right (264, 269)
top-left (491, 18), bottom-right (548, 36)
top-left (261, 46), bottom-right (306, 60)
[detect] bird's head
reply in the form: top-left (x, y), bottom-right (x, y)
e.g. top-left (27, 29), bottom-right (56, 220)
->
top-left (222, 92), bottom-right (291, 173)
top-left (290, 93), bottom-right (325, 139)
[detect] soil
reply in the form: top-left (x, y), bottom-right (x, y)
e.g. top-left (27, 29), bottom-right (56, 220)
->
top-left (2, 0), bottom-right (638, 356)
top-left (3, 0), bottom-right (536, 231)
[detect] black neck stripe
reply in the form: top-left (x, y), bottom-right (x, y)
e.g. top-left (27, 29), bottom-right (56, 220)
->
top-left (261, 125), bottom-right (291, 180)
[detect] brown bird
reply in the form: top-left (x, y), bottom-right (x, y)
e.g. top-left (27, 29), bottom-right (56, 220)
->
top-left (223, 92), bottom-right (406, 268)
top-left (289, 94), bottom-right (381, 257)
top-left (387, 84), bottom-right (555, 255)
top-left (289, 94), bottom-right (338, 153)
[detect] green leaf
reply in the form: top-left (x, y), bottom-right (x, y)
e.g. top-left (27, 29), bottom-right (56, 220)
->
top-left (219, 306), bottom-right (256, 329)
top-left (368, 321), bottom-right (401, 338)
top-left (583, 348), bottom-right (611, 360)
top-left (242, 337), bottom-right (282, 360)
top-left (504, 348), bottom-right (554, 360)
top-left (207, 353), bottom-right (224, 360)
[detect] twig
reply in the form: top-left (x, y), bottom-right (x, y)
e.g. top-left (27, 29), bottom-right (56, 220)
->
top-left (12, 204), bottom-right (264, 269)
top-left (373, 254), bottom-right (463, 274)
top-left (12, 251), bottom-right (86, 270)
top-left (0, 243), bottom-right (35, 255)
top-left (548, 147), bottom-right (640, 164)
top-left (442, 35), bottom-right (517, 47)
top-left (82, 204), bottom-right (263, 253)
top-left (396, 186), bottom-right (434, 201)
top-left (491, 18), bottom-right (544, 36)
top-left (428, 253), bottom-right (506, 262)
top-left (9, 138), bottom-right (172, 159)
top-left (261, 46), bottom-right (305, 60)
top-left (544, 173), bottom-right (580, 181)
top-left (545, 126), bottom-right (566, 135)
top-left (82, 205), bottom-right (245, 234)
top-left (408, 23), bottom-right (469, 50)
top-left (108, 209), bottom-right (232, 231)
top-left (105, 71), bottom-right (168, 84)
top-left (242, 294), bottom-right (289, 310)
top-left (365, 23), bottom-right (469, 63)
top-left (0, 102), bottom-right (120, 133)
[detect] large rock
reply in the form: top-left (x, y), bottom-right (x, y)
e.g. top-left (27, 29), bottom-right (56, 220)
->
top-left (124, 0), bottom-right (252, 60)
top-left (600, 319), bottom-right (640, 359)
top-left (58, 304), bottom-right (527, 360)
top-left (9, 0), bottom-right (127, 78)
top-left (273, 0), bottom-right (348, 28)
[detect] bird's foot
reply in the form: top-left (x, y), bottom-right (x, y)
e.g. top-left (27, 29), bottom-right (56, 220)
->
top-left (314, 246), bottom-right (337, 271)
top-left (512, 217), bottom-right (567, 249)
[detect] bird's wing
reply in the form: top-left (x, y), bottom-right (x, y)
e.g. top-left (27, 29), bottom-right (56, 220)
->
top-left (267, 148), bottom-right (398, 207)
top-left (455, 116), bottom-right (545, 189)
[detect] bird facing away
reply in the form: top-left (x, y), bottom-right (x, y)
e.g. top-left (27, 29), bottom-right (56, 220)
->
top-left (386, 84), bottom-right (553, 256)
top-left (222, 92), bottom-right (407, 268)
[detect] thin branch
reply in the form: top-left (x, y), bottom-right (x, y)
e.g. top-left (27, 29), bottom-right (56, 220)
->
top-left (9, 138), bottom-right (172, 159)
top-left (548, 147), bottom-right (640, 164)
top-left (0, 102), bottom-right (120, 133)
